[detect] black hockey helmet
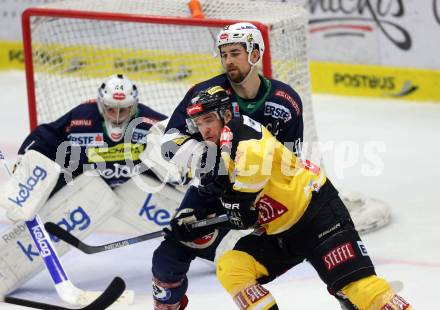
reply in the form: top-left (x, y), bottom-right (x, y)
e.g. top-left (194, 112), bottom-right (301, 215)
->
top-left (186, 86), bottom-right (231, 132)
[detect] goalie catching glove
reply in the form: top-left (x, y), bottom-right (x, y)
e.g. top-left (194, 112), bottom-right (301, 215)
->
top-left (220, 192), bottom-right (259, 230)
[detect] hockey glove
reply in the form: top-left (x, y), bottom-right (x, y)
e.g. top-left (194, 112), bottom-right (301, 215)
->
top-left (220, 192), bottom-right (259, 229)
top-left (166, 208), bottom-right (214, 242)
top-left (198, 172), bottom-right (229, 198)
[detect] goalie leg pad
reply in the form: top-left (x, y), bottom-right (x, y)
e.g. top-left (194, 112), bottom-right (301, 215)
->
top-left (114, 174), bottom-right (183, 233)
top-left (0, 174), bottom-right (120, 296)
top-left (308, 228), bottom-right (376, 292)
top-left (341, 275), bottom-right (411, 310)
top-left (216, 250), bottom-right (277, 310)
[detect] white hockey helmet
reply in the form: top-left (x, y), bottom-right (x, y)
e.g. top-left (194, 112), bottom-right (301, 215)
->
top-left (216, 22), bottom-right (265, 66)
top-left (97, 74), bottom-right (139, 142)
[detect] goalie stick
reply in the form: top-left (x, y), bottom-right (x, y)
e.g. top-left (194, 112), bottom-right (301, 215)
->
top-left (45, 214), bottom-right (229, 254)
top-left (3, 276), bottom-right (125, 310)
top-left (0, 150), bottom-right (134, 306)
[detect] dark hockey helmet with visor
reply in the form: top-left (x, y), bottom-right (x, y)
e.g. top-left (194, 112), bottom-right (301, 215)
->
top-left (186, 86), bottom-right (231, 133)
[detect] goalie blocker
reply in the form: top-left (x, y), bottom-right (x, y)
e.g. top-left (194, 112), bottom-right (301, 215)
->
top-left (0, 150), bottom-right (60, 222)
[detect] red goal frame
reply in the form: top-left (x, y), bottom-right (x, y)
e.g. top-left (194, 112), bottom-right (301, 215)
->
top-left (21, 7), bottom-right (272, 130)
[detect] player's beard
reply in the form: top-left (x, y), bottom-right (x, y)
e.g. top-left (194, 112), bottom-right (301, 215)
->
top-left (226, 67), bottom-right (249, 84)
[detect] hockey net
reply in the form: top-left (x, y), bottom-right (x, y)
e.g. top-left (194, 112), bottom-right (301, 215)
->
top-left (22, 0), bottom-right (390, 233)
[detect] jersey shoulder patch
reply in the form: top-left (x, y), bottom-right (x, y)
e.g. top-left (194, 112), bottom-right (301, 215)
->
top-left (269, 80), bottom-right (302, 117)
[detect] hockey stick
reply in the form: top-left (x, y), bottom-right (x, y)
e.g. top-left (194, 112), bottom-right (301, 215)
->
top-left (45, 214), bottom-right (229, 254)
top-left (25, 216), bottom-right (134, 305)
top-left (4, 276), bottom-right (125, 310)
top-left (0, 150), bottom-right (133, 306)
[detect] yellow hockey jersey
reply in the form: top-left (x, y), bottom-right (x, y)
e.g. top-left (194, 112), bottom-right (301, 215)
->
top-left (220, 115), bottom-right (327, 235)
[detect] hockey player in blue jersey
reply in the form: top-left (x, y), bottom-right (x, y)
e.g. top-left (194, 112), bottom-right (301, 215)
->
top-left (0, 74), bottom-right (175, 298)
top-left (16, 74), bottom-right (167, 191)
top-left (152, 22), bottom-right (305, 310)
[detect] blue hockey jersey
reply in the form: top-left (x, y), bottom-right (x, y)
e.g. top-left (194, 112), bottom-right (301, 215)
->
top-left (162, 73), bottom-right (303, 161)
top-left (18, 100), bottom-right (167, 189)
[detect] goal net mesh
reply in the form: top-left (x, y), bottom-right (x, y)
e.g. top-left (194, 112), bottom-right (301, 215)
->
top-left (25, 0), bottom-right (317, 157)
top-left (23, 0), bottom-right (391, 233)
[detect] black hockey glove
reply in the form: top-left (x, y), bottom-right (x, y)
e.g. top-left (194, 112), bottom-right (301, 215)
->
top-left (198, 171), bottom-right (229, 198)
top-left (165, 208), bottom-right (214, 242)
top-left (220, 192), bottom-right (259, 229)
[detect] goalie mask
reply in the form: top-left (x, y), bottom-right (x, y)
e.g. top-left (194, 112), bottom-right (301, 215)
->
top-left (98, 74), bottom-right (139, 142)
top-left (186, 86), bottom-right (231, 134)
top-left (216, 22), bottom-right (265, 67)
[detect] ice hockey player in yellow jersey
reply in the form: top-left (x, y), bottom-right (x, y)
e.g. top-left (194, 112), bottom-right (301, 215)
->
top-left (184, 85), bottom-right (411, 310)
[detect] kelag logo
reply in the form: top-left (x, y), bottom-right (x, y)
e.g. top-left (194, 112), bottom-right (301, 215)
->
top-left (53, 206), bottom-right (91, 240)
top-left (7, 165), bottom-right (47, 208)
top-left (30, 225), bottom-right (51, 258)
top-left (139, 193), bottom-right (174, 226)
top-left (334, 73), bottom-right (418, 97)
top-left (17, 206), bottom-right (91, 261)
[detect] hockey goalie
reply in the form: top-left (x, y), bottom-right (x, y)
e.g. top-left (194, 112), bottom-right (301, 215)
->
top-left (0, 74), bottom-right (184, 297)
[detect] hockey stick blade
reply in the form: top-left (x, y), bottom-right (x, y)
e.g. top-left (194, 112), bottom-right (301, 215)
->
top-left (45, 214), bottom-right (229, 254)
top-left (4, 276), bottom-right (126, 310)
